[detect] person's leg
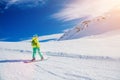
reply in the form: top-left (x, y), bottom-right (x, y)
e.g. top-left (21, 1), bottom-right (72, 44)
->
top-left (32, 48), bottom-right (37, 60)
top-left (37, 48), bottom-right (43, 60)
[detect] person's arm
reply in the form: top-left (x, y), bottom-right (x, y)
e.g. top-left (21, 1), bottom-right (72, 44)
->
top-left (36, 39), bottom-right (40, 47)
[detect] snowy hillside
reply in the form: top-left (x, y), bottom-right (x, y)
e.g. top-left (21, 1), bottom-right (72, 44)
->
top-left (0, 31), bottom-right (120, 80)
top-left (59, 8), bottom-right (120, 40)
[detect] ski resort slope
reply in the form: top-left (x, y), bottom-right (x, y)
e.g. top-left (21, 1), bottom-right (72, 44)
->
top-left (0, 31), bottom-right (120, 80)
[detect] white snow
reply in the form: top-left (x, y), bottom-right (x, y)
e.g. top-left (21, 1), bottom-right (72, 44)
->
top-left (0, 29), bottom-right (120, 80)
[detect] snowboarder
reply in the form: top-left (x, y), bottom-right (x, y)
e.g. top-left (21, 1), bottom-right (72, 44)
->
top-left (31, 34), bottom-right (43, 61)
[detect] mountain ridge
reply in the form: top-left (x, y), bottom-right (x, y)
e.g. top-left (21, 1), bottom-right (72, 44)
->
top-left (59, 8), bottom-right (120, 40)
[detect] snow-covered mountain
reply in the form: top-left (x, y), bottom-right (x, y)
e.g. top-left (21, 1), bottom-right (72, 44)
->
top-left (59, 8), bottom-right (120, 40)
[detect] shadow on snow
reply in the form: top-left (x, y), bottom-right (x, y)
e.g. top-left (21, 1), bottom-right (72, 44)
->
top-left (0, 59), bottom-right (31, 63)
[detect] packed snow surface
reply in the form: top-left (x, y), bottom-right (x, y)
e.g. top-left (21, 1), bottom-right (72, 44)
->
top-left (0, 30), bottom-right (120, 80)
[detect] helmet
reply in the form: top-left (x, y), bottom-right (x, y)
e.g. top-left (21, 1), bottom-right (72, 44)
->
top-left (33, 34), bottom-right (38, 37)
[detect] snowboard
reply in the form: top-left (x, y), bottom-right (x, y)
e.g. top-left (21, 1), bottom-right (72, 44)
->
top-left (23, 60), bottom-right (42, 63)
top-left (23, 57), bottom-right (49, 63)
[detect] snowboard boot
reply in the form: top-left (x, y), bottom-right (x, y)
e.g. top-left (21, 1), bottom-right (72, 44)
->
top-left (31, 58), bottom-right (35, 61)
top-left (41, 56), bottom-right (44, 60)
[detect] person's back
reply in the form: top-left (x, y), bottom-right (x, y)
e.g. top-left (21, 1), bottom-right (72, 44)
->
top-left (31, 36), bottom-right (40, 48)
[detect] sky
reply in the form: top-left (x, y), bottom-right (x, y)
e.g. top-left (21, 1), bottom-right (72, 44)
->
top-left (0, 0), bottom-right (120, 41)
top-left (0, 0), bottom-right (81, 41)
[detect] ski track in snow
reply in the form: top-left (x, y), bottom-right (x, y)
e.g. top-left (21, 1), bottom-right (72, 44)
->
top-left (0, 49), bottom-right (120, 80)
top-left (0, 47), bottom-right (118, 61)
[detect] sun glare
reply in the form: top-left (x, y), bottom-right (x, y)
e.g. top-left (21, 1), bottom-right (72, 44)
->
top-left (54, 0), bottom-right (120, 21)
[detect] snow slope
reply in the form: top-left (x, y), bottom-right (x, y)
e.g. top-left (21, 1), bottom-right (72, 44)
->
top-left (59, 8), bottom-right (120, 40)
top-left (0, 31), bottom-right (120, 80)
top-left (0, 49), bottom-right (120, 80)
top-left (42, 30), bottom-right (120, 58)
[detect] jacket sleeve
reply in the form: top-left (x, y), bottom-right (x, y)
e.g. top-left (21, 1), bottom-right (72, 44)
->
top-left (36, 39), bottom-right (40, 47)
